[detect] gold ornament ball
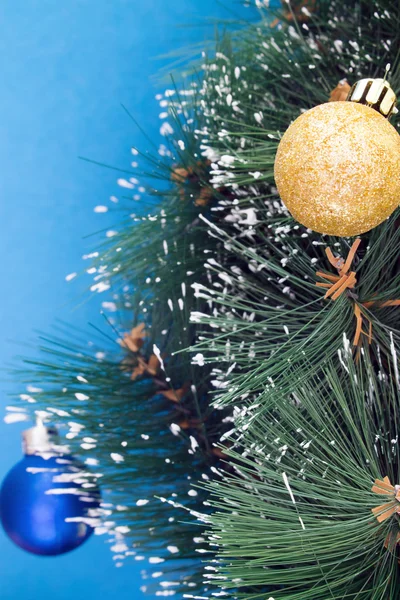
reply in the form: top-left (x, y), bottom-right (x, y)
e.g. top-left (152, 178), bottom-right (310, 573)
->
top-left (274, 101), bottom-right (400, 237)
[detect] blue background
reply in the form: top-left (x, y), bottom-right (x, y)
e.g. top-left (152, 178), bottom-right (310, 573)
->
top-left (0, 1), bottom-right (253, 598)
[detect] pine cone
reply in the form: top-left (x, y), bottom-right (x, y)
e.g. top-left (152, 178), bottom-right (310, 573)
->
top-left (120, 323), bottom-right (146, 353)
top-left (195, 187), bottom-right (213, 207)
top-left (171, 166), bottom-right (191, 183)
top-left (329, 80), bottom-right (351, 102)
top-left (282, 0), bottom-right (316, 23)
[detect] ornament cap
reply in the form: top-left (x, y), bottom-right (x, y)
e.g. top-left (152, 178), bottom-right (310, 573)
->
top-left (347, 77), bottom-right (398, 119)
top-left (22, 420), bottom-right (59, 455)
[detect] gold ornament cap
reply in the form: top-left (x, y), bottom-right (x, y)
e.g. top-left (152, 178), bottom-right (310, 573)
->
top-left (347, 69), bottom-right (398, 119)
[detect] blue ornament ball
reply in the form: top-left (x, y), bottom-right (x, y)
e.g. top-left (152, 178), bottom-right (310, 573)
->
top-left (0, 453), bottom-right (100, 556)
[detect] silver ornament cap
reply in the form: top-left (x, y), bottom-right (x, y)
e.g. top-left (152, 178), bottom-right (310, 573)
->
top-left (22, 420), bottom-right (59, 455)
